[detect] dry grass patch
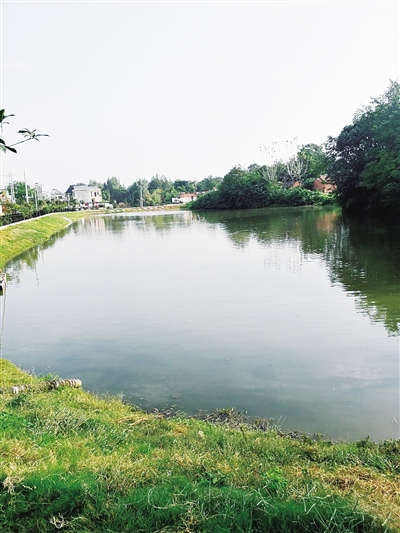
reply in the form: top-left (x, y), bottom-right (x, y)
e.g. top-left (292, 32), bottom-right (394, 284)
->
top-left (288, 464), bottom-right (400, 531)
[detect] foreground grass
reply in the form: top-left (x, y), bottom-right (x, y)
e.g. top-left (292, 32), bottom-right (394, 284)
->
top-left (0, 212), bottom-right (91, 270)
top-left (0, 360), bottom-right (399, 532)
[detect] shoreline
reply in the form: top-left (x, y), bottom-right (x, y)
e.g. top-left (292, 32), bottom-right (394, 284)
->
top-left (0, 206), bottom-right (184, 269)
top-left (0, 358), bottom-right (399, 532)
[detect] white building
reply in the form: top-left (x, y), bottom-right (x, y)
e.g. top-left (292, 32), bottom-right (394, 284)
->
top-left (51, 189), bottom-right (67, 202)
top-left (172, 193), bottom-right (198, 204)
top-left (71, 185), bottom-right (102, 205)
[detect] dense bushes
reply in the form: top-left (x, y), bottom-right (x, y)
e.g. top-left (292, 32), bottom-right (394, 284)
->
top-left (0, 201), bottom-right (72, 226)
top-left (191, 167), bottom-right (334, 211)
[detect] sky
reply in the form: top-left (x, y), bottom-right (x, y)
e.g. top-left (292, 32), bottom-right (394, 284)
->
top-left (0, 1), bottom-right (399, 193)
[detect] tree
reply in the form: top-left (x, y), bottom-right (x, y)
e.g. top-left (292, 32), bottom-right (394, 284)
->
top-left (7, 180), bottom-right (33, 204)
top-left (173, 180), bottom-right (196, 193)
top-left (297, 144), bottom-right (328, 189)
top-left (148, 174), bottom-right (170, 192)
top-left (260, 142), bottom-right (280, 182)
top-left (260, 138), bottom-right (308, 186)
top-left (326, 80), bottom-right (400, 217)
top-left (103, 177), bottom-right (128, 204)
top-left (0, 109), bottom-right (48, 153)
top-left (196, 175), bottom-right (223, 192)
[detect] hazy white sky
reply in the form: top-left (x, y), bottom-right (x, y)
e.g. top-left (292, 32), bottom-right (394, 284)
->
top-left (1, 1), bottom-right (399, 193)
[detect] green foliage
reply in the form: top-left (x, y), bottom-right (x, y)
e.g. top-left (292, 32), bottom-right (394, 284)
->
top-left (0, 212), bottom-right (88, 268)
top-left (196, 175), bottom-right (223, 192)
top-left (100, 176), bottom-right (199, 207)
top-left (191, 166), bottom-right (334, 211)
top-left (6, 180), bottom-right (32, 204)
top-left (173, 179), bottom-right (196, 193)
top-left (147, 174), bottom-right (169, 192)
top-left (103, 176), bottom-right (128, 205)
top-left (0, 199), bottom-right (72, 227)
top-left (326, 80), bottom-right (400, 218)
top-left (0, 109), bottom-right (48, 154)
top-left (298, 144), bottom-right (329, 189)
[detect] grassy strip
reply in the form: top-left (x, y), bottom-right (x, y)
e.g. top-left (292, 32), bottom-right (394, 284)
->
top-left (0, 212), bottom-right (89, 270)
top-left (0, 360), bottom-right (399, 532)
top-left (0, 208), bottom-right (181, 270)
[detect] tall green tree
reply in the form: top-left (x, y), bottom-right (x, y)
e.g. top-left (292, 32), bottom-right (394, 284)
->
top-left (326, 80), bottom-right (400, 217)
top-left (196, 176), bottom-right (222, 192)
top-left (103, 177), bottom-right (128, 204)
top-left (7, 180), bottom-right (33, 204)
top-left (148, 174), bottom-right (170, 192)
top-left (297, 144), bottom-right (328, 188)
top-left (173, 180), bottom-right (196, 193)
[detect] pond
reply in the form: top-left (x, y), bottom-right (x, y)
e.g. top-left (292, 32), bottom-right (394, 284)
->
top-left (1, 206), bottom-right (399, 442)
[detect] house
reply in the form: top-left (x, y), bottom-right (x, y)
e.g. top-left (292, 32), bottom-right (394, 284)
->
top-left (51, 189), bottom-right (67, 202)
top-left (70, 185), bottom-right (102, 206)
top-left (176, 193), bottom-right (199, 204)
top-left (313, 175), bottom-right (336, 194)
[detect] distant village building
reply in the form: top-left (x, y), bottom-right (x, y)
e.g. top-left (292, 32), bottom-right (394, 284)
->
top-left (171, 193), bottom-right (199, 204)
top-left (51, 189), bottom-right (67, 202)
top-left (70, 185), bottom-right (102, 206)
top-left (313, 175), bottom-right (336, 194)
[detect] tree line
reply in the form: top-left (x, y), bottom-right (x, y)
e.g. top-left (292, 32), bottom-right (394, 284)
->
top-left (190, 145), bottom-right (332, 211)
top-left (192, 81), bottom-right (399, 219)
top-left (2, 80), bottom-right (399, 221)
top-left (91, 175), bottom-right (222, 207)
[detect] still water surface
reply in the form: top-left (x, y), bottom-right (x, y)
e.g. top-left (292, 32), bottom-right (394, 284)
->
top-left (2, 207), bottom-right (399, 441)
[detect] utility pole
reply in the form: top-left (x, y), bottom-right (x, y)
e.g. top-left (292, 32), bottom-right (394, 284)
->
top-left (34, 188), bottom-right (38, 213)
top-left (139, 179), bottom-right (143, 208)
top-left (24, 171), bottom-right (29, 203)
top-left (9, 174), bottom-right (15, 203)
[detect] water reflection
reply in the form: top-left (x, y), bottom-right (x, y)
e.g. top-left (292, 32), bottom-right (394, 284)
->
top-left (6, 208), bottom-right (399, 336)
top-left (3, 207), bottom-right (399, 440)
top-left (102, 210), bottom-right (196, 233)
top-left (5, 226), bottom-right (71, 286)
top-left (201, 208), bottom-right (400, 335)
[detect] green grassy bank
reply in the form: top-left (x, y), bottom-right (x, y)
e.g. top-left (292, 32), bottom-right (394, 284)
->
top-left (0, 212), bottom-right (88, 270)
top-left (0, 208), bottom-right (180, 270)
top-left (0, 361), bottom-right (399, 532)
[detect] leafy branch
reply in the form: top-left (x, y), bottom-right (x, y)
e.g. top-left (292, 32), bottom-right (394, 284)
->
top-left (0, 109), bottom-right (48, 154)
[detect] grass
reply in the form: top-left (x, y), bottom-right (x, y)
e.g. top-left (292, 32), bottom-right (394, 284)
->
top-left (0, 207), bottom-right (181, 270)
top-left (0, 360), bottom-right (399, 532)
top-left (0, 212), bottom-right (90, 270)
